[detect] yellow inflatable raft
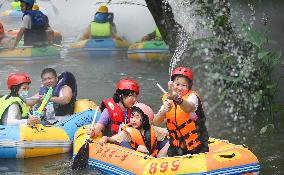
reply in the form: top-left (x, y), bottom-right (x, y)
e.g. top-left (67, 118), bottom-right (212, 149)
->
top-left (0, 46), bottom-right (60, 62)
top-left (127, 41), bottom-right (170, 61)
top-left (73, 126), bottom-right (260, 175)
top-left (68, 37), bottom-right (130, 58)
top-left (0, 99), bottom-right (98, 158)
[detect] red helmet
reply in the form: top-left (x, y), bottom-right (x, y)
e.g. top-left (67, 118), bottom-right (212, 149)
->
top-left (7, 73), bottom-right (31, 89)
top-left (133, 103), bottom-right (154, 123)
top-left (116, 78), bottom-right (139, 94)
top-left (171, 66), bottom-right (193, 80)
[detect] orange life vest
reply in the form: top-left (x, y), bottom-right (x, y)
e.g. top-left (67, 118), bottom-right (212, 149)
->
top-left (163, 90), bottom-right (203, 152)
top-left (122, 124), bottom-right (158, 157)
top-left (102, 98), bottom-right (131, 136)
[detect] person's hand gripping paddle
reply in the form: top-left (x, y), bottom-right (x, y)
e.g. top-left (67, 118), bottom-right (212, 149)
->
top-left (71, 106), bottom-right (99, 170)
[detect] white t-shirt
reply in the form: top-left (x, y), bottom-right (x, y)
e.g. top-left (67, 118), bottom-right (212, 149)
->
top-left (44, 85), bottom-right (67, 119)
top-left (2, 103), bottom-right (27, 125)
top-left (187, 93), bottom-right (199, 118)
top-left (21, 15), bottom-right (32, 29)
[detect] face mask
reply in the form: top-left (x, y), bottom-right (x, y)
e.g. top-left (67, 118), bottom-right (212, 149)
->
top-left (19, 91), bottom-right (29, 101)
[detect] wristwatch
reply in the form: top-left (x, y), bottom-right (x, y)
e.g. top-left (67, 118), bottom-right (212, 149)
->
top-left (174, 96), bottom-right (183, 105)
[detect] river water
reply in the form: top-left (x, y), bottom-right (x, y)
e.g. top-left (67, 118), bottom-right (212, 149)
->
top-left (0, 0), bottom-right (283, 174)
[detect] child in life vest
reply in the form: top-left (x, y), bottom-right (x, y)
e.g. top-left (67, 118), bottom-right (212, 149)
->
top-left (154, 67), bottom-right (209, 157)
top-left (99, 103), bottom-right (169, 158)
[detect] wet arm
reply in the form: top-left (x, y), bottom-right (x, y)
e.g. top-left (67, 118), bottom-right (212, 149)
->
top-left (25, 92), bottom-right (41, 106)
top-left (178, 99), bottom-right (196, 113)
top-left (13, 28), bottom-right (24, 48)
top-left (50, 85), bottom-right (72, 105)
top-left (154, 107), bottom-right (166, 125)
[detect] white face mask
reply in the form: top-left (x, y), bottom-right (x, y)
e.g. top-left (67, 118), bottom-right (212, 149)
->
top-left (19, 91), bottom-right (29, 101)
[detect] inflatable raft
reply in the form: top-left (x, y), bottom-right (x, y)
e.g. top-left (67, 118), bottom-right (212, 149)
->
top-left (127, 41), bottom-right (170, 61)
top-left (68, 37), bottom-right (130, 58)
top-left (0, 99), bottom-right (99, 158)
top-left (73, 127), bottom-right (260, 175)
top-left (1, 9), bottom-right (22, 19)
top-left (0, 46), bottom-right (60, 62)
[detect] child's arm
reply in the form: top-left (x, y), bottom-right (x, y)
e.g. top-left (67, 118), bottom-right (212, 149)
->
top-left (154, 99), bottom-right (172, 125)
top-left (99, 136), bottom-right (117, 145)
top-left (177, 98), bottom-right (196, 113)
top-left (154, 112), bottom-right (165, 125)
top-left (99, 131), bottom-right (129, 145)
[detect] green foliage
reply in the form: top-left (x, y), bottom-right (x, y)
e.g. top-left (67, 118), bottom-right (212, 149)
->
top-left (260, 123), bottom-right (275, 135)
top-left (189, 21), bottom-right (283, 134)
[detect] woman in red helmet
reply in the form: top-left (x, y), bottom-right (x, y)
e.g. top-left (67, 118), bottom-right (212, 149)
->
top-left (87, 78), bottom-right (140, 139)
top-left (0, 74), bottom-right (40, 126)
top-left (154, 66), bottom-right (209, 156)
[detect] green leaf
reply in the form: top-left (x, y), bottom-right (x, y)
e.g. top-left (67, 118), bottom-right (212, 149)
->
top-left (269, 51), bottom-right (282, 65)
top-left (243, 24), bottom-right (266, 49)
top-left (260, 124), bottom-right (275, 134)
top-left (258, 51), bottom-right (270, 60)
top-left (266, 84), bottom-right (275, 89)
top-left (259, 50), bottom-right (282, 66)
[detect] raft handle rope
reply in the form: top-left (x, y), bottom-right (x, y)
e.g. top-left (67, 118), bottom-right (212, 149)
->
top-left (55, 109), bottom-right (94, 126)
top-left (88, 138), bottom-right (244, 160)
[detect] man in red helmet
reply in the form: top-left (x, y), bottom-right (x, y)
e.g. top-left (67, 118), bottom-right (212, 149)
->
top-left (87, 78), bottom-right (139, 139)
top-left (0, 73), bottom-right (40, 126)
top-left (154, 66), bottom-right (209, 156)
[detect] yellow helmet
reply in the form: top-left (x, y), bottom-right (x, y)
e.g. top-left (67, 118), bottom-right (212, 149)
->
top-left (32, 4), bottom-right (39, 10)
top-left (97, 5), bottom-right (108, 13)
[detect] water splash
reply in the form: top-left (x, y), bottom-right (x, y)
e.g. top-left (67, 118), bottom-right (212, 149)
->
top-left (167, 0), bottom-right (197, 78)
top-left (169, 31), bottom-right (191, 78)
top-left (162, 0), bottom-right (283, 138)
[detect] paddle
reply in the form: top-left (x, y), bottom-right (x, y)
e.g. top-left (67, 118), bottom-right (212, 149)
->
top-left (72, 106), bottom-right (99, 170)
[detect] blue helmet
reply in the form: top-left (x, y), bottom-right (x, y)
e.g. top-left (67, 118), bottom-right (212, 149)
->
top-left (94, 13), bottom-right (108, 23)
top-left (20, 0), bottom-right (34, 7)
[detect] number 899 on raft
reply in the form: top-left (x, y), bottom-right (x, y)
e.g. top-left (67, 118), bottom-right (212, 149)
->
top-left (148, 160), bottom-right (180, 174)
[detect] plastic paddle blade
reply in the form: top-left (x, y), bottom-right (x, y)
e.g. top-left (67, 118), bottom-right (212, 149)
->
top-left (71, 142), bottom-right (89, 170)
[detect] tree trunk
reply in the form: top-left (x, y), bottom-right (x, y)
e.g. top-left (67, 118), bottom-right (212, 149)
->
top-left (144, 0), bottom-right (182, 53)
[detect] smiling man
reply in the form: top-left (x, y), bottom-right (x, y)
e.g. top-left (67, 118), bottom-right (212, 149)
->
top-left (28, 68), bottom-right (77, 120)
